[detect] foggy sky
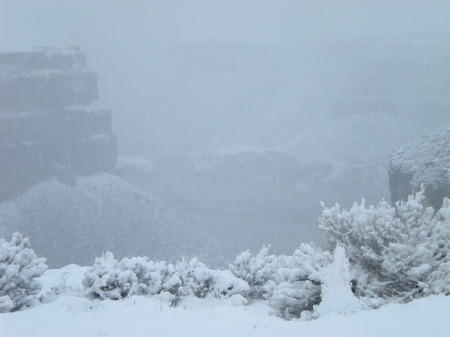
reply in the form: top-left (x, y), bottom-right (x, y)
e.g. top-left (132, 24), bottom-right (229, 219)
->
top-left (2, 0), bottom-right (450, 155)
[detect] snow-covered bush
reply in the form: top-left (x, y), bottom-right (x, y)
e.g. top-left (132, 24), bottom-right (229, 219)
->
top-left (269, 243), bottom-right (331, 319)
top-left (177, 258), bottom-right (249, 299)
top-left (82, 252), bottom-right (135, 300)
top-left (212, 270), bottom-right (250, 298)
top-left (83, 253), bottom-right (180, 302)
top-left (0, 233), bottom-right (48, 312)
top-left (319, 188), bottom-right (450, 301)
top-left (423, 261), bottom-right (450, 296)
top-left (176, 258), bottom-right (215, 298)
top-left (83, 253), bottom-right (248, 305)
top-left (230, 243), bottom-right (332, 319)
top-left (230, 245), bottom-right (278, 299)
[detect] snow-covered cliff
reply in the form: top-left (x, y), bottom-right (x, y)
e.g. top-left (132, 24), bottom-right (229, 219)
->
top-left (389, 130), bottom-right (450, 209)
top-left (0, 47), bottom-right (116, 201)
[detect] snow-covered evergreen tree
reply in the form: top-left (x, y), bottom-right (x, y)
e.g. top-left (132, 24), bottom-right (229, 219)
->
top-left (0, 233), bottom-right (48, 312)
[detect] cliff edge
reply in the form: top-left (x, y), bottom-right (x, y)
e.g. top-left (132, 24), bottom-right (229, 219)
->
top-left (389, 129), bottom-right (450, 210)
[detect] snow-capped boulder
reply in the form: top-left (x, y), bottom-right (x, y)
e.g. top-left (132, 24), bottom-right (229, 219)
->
top-left (389, 130), bottom-right (450, 209)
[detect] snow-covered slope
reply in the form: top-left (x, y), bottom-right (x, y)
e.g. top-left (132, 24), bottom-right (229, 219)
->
top-left (1, 264), bottom-right (449, 337)
top-left (0, 174), bottom-right (239, 268)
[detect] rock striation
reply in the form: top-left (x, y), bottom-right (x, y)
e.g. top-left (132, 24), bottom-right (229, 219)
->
top-left (0, 47), bottom-right (116, 201)
top-left (389, 130), bottom-right (450, 210)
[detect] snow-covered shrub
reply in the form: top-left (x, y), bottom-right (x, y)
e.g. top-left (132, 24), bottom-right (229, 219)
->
top-left (319, 198), bottom-right (395, 286)
top-left (230, 245), bottom-right (278, 299)
top-left (212, 270), bottom-right (250, 298)
top-left (0, 295), bottom-right (14, 313)
top-left (0, 233), bottom-right (48, 312)
top-left (82, 252), bottom-right (141, 300)
top-left (83, 253), bottom-right (249, 305)
top-left (230, 243), bottom-right (332, 319)
top-left (269, 243), bottom-right (331, 319)
top-left (423, 261), bottom-right (450, 296)
top-left (82, 253), bottom-right (180, 302)
top-left (176, 258), bottom-right (249, 299)
top-left (270, 279), bottom-right (320, 320)
top-left (120, 256), bottom-right (181, 297)
top-left (176, 258), bottom-right (215, 298)
top-left (319, 188), bottom-right (450, 301)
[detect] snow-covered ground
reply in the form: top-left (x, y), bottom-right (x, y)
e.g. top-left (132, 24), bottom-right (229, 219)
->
top-left (1, 265), bottom-right (449, 337)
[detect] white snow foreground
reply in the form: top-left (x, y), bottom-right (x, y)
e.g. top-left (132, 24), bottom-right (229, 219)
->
top-left (1, 264), bottom-right (450, 337)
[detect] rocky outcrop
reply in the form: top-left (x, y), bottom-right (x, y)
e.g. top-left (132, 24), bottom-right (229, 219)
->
top-left (0, 47), bottom-right (116, 201)
top-left (0, 48), bottom-right (239, 267)
top-left (389, 130), bottom-right (450, 210)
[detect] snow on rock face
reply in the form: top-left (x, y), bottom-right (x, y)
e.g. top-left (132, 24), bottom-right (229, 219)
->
top-left (0, 174), bottom-right (239, 268)
top-left (389, 130), bottom-right (450, 209)
top-left (0, 48), bottom-right (116, 202)
top-left (0, 47), bottom-right (97, 112)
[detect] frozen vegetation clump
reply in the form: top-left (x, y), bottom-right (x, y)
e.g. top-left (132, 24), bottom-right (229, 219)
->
top-left (269, 243), bottom-right (332, 319)
top-left (81, 244), bottom-right (333, 319)
top-left (230, 243), bottom-right (332, 319)
top-left (82, 252), bottom-right (249, 305)
top-left (229, 245), bottom-right (278, 300)
top-left (0, 233), bottom-right (47, 312)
